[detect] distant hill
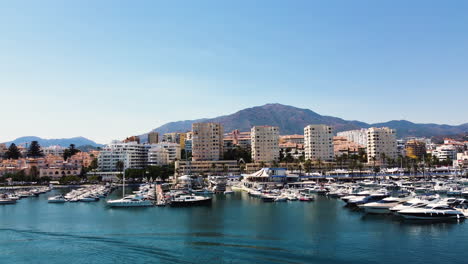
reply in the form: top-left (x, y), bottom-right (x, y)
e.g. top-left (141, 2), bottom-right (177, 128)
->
top-left (145, 103), bottom-right (468, 139)
top-left (3, 136), bottom-right (103, 148)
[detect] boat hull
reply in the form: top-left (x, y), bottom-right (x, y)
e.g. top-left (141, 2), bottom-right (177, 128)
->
top-left (170, 198), bottom-right (212, 207)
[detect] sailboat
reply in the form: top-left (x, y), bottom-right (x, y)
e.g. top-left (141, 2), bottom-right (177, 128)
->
top-left (107, 168), bottom-right (153, 207)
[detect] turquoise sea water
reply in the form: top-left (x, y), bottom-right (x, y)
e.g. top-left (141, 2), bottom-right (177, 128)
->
top-left (1, 188), bottom-right (468, 264)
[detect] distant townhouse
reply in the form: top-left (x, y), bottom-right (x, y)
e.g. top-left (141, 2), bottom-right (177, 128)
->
top-left (279, 134), bottom-right (304, 145)
top-left (333, 136), bottom-right (364, 157)
top-left (42, 145), bottom-right (66, 157)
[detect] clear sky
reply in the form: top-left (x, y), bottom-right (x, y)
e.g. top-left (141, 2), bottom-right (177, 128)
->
top-left (1, 0), bottom-right (467, 144)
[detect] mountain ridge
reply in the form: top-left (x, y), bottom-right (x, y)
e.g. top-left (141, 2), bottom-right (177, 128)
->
top-left (2, 136), bottom-right (103, 148)
top-left (145, 103), bottom-right (468, 139)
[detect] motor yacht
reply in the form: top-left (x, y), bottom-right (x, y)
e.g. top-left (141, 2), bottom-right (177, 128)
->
top-left (0, 195), bottom-right (16, 204)
top-left (48, 195), bottom-right (67, 203)
top-left (170, 194), bottom-right (212, 207)
top-left (107, 195), bottom-right (153, 207)
top-left (360, 197), bottom-right (407, 214)
top-left (397, 203), bottom-right (465, 220)
top-left (347, 192), bottom-right (389, 206)
top-left (389, 198), bottom-right (429, 213)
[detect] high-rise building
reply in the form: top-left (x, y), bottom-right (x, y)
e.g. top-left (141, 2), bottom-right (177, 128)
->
top-left (251, 126), bottom-right (280, 162)
top-left (366, 127), bottom-right (398, 163)
top-left (304, 125), bottom-right (334, 161)
top-left (98, 141), bottom-right (147, 171)
top-left (337, 129), bottom-right (368, 146)
top-left (192, 122), bottom-right (224, 161)
top-left (148, 132), bottom-right (159, 144)
top-left (405, 140), bottom-right (427, 160)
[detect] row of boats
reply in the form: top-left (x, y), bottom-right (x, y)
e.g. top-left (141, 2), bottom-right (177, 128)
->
top-left (339, 190), bottom-right (468, 220)
top-left (105, 184), bottom-right (213, 207)
top-left (48, 185), bottom-right (114, 203)
top-left (0, 187), bottom-right (52, 204)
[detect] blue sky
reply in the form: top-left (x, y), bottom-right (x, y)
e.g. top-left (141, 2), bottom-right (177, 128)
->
top-left (1, 0), bottom-right (467, 144)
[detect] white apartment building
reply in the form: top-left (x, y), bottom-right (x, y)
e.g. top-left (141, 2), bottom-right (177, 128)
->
top-left (192, 122), bottom-right (224, 161)
top-left (304, 125), bottom-right (334, 161)
top-left (98, 141), bottom-right (148, 172)
top-left (455, 151), bottom-right (468, 168)
top-left (366, 127), bottom-right (398, 162)
top-left (337, 129), bottom-right (368, 146)
top-left (433, 145), bottom-right (457, 161)
top-left (251, 126), bottom-right (280, 162)
top-left (42, 145), bottom-right (66, 157)
top-left (147, 142), bottom-right (181, 163)
top-left (147, 147), bottom-right (169, 166)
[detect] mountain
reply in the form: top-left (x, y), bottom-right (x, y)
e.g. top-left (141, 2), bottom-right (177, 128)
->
top-left (3, 136), bottom-right (103, 148)
top-left (146, 103), bottom-right (468, 139)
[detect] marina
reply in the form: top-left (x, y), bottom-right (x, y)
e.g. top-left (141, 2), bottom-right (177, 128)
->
top-left (1, 183), bottom-right (468, 264)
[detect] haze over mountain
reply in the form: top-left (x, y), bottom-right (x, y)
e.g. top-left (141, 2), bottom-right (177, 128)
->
top-left (147, 104), bottom-right (468, 139)
top-left (2, 136), bottom-right (103, 148)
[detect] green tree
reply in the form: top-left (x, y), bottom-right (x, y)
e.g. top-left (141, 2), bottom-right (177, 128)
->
top-left (63, 144), bottom-right (80, 160)
top-left (115, 160), bottom-right (124, 172)
top-left (4, 143), bottom-right (21, 159)
top-left (88, 158), bottom-right (98, 170)
top-left (303, 159), bottom-right (312, 173)
top-left (27, 141), bottom-right (44, 158)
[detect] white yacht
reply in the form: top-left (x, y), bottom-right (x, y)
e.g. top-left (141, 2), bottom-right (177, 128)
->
top-left (170, 194), bottom-right (212, 207)
top-left (360, 197), bottom-right (407, 214)
top-left (347, 192), bottom-right (388, 206)
top-left (397, 203), bottom-right (465, 220)
top-left (48, 195), bottom-right (67, 203)
top-left (389, 198), bottom-right (429, 213)
top-left (107, 195), bottom-right (153, 207)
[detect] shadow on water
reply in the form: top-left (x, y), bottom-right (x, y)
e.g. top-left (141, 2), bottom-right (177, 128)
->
top-left (0, 227), bottom-right (193, 264)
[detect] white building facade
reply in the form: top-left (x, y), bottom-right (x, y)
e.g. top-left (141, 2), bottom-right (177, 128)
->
top-left (337, 129), bottom-right (368, 146)
top-left (366, 127), bottom-right (398, 162)
top-left (304, 125), bottom-right (334, 161)
top-left (251, 126), bottom-right (280, 162)
top-left (98, 141), bottom-right (148, 172)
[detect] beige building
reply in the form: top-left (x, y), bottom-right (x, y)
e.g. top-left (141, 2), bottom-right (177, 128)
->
top-left (279, 134), bottom-right (304, 144)
top-left (147, 142), bottom-right (181, 163)
top-left (366, 127), bottom-right (398, 163)
top-left (148, 132), bottom-right (159, 144)
top-left (333, 136), bottom-right (364, 156)
top-left (251, 126), bottom-right (280, 162)
top-left (147, 147), bottom-right (169, 166)
top-left (192, 122), bottom-right (224, 161)
top-left (175, 160), bottom-right (240, 176)
top-left (304, 125), bottom-right (334, 161)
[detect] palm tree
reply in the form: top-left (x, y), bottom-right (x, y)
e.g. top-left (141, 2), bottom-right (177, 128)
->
top-left (370, 156), bottom-right (377, 180)
top-left (272, 160), bottom-right (279, 168)
top-left (380, 153), bottom-right (387, 168)
top-left (211, 163), bottom-right (216, 175)
top-left (304, 159), bottom-right (312, 174)
top-left (116, 160), bottom-right (124, 173)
